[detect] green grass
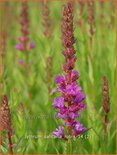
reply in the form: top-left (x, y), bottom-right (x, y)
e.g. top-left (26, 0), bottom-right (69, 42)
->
top-left (1, 1), bottom-right (116, 154)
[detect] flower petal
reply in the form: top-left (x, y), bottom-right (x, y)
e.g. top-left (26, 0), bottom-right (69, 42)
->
top-left (52, 126), bottom-right (64, 138)
top-left (55, 75), bottom-right (65, 84)
top-left (29, 42), bottom-right (35, 49)
top-left (74, 122), bottom-right (86, 136)
top-left (53, 97), bottom-right (64, 109)
top-left (15, 43), bottom-right (23, 51)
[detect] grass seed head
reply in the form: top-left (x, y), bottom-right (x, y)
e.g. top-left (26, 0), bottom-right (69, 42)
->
top-left (1, 95), bottom-right (12, 133)
top-left (102, 76), bottom-right (110, 114)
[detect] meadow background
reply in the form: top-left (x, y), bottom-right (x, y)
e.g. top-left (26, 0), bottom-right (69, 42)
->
top-left (1, 0), bottom-right (116, 154)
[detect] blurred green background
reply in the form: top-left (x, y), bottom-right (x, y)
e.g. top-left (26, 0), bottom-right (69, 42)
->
top-left (1, 0), bottom-right (116, 154)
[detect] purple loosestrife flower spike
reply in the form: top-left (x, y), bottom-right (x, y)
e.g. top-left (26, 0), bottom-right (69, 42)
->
top-left (15, 43), bottom-right (23, 51)
top-left (15, 2), bottom-right (35, 52)
top-left (52, 2), bottom-right (87, 139)
top-left (18, 60), bottom-right (24, 65)
top-left (1, 95), bottom-right (13, 154)
top-left (29, 42), bottom-right (35, 49)
top-left (53, 97), bottom-right (64, 109)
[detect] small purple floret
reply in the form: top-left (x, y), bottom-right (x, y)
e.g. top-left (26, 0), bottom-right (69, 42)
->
top-left (52, 126), bottom-right (64, 138)
top-left (72, 70), bottom-right (79, 78)
top-left (29, 42), bottom-right (35, 49)
top-left (66, 120), bottom-right (77, 127)
top-left (53, 97), bottom-right (64, 109)
top-left (52, 2), bottom-right (87, 139)
top-left (15, 43), bottom-right (23, 51)
top-left (55, 112), bottom-right (67, 119)
top-left (77, 103), bottom-right (86, 111)
top-left (55, 75), bottom-right (65, 84)
top-left (18, 60), bottom-right (24, 65)
top-left (68, 112), bottom-right (79, 119)
top-left (74, 122), bottom-right (86, 136)
top-left (74, 92), bottom-right (86, 103)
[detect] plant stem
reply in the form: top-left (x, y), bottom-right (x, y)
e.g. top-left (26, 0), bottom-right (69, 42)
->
top-left (8, 131), bottom-right (13, 154)
top-left (104, 114), bottom-right (108, 142)
top-left (90, 34), bottom-right (95, 105)
top-left (67, 140), bottom-right (72, 154)
top-left (25, 53), bottom-right (31, 99)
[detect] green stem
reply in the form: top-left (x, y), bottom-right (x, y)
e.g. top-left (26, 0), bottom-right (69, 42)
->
top-left (8, 131), bottom-right (13, 154)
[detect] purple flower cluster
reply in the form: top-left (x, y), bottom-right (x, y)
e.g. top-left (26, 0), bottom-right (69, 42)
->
top-left (15, 2), bottom-right (35, 52)
top-left (15, 41), bottom-right (35, 52)
top-left (52, 72), bottom-right (86, 138)
top-left (42, 1), bottom-right (51, 38)
top-left (52, 2), bottom-right (87, 139)
top-left (53, 126), bottom-right (64, 139)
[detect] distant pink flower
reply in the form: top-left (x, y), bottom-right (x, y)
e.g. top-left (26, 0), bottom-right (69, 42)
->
top-left (53, 97), bottom-right (64, 109)
top-left (55, 75), bottom-right (65, 84)
top-left (18, 60), bottom-right (24, 65)
top-left (29, 42), bottom-right (35, 49)
top-left (15, 2), bottom-right (35, 52)
top-left (15, 43), bottom-right (23, 51)
top-left (74, 122), bottom-right (86, 136)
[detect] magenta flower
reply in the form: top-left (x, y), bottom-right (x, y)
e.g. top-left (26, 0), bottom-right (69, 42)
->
top-left (29, 42), bottom-right (35, 49)
top-left (55, 75), bottom-right (65, 84)
top-left (52, 2), bottom-right (87, 139)
top-left (52, 126), bottom-right (64, 138)
top-left (53, 97), bottom-right (64, 109)
top-left (15, 43), bottom-right (23, 51)
top-left (74, 122), bottom-right (86, 136)
top-left (18, 60), bottom-right (24, 65)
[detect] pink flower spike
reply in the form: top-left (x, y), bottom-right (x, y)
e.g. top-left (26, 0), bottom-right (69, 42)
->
top-left (15, 43), bottom-right (23, 51)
